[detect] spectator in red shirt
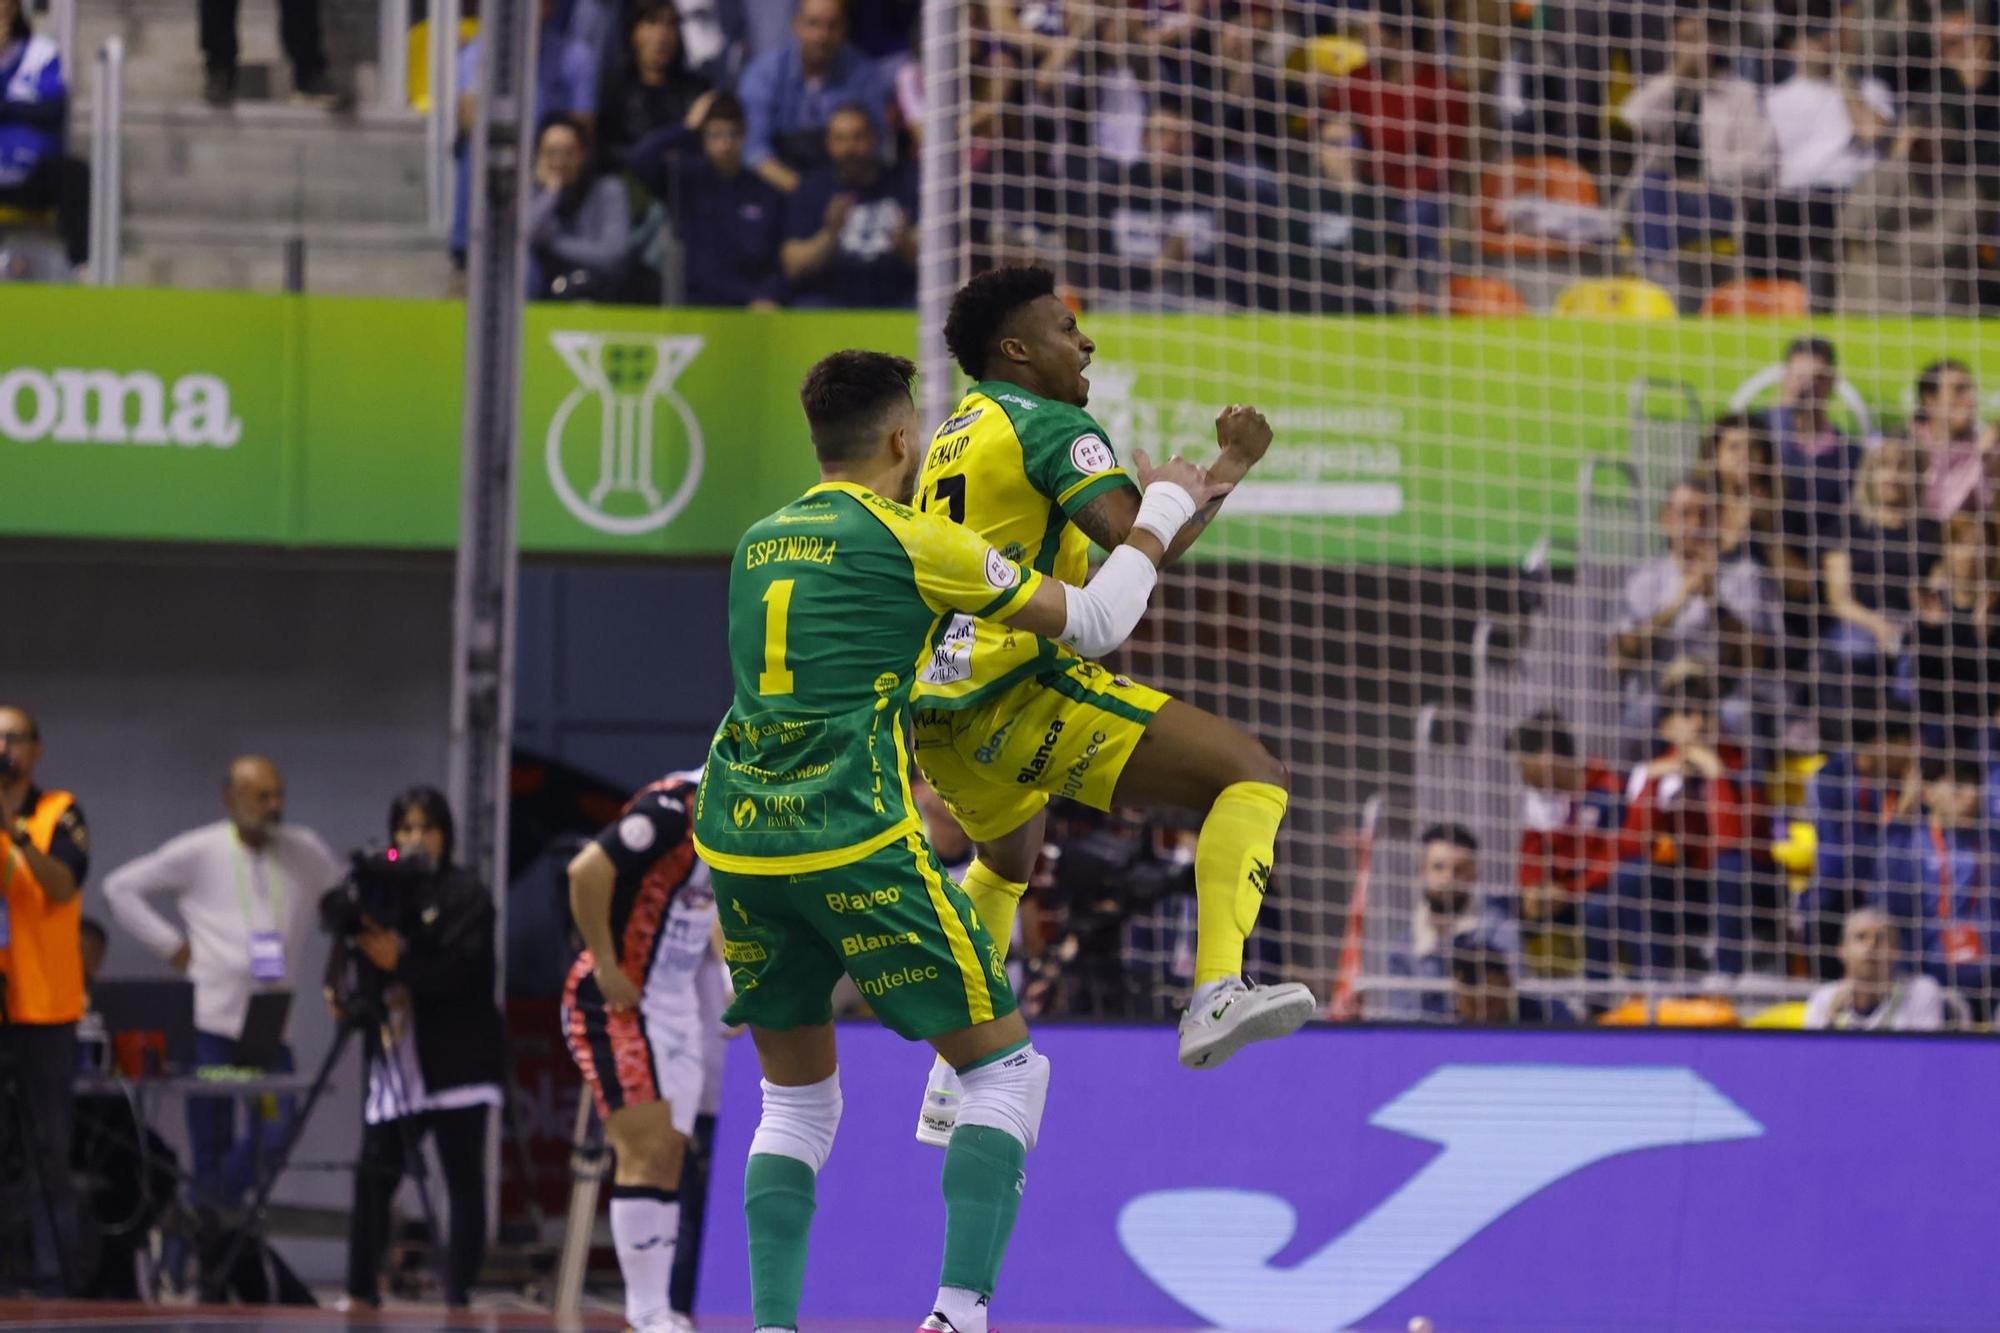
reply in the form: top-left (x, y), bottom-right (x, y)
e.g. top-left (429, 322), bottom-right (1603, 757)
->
top-left (1508, 711), bottom-right (1623, 957)
top-left (1325, 5), bottom-right (1467, 288)
top-left (1588, 674), bottom-right (1758, 978)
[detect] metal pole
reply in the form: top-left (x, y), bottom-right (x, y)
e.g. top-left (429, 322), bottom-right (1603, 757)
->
top-left (48, 0), bottom-right (77, 74)
top-left (426, 0), bottom-right (464, 231)
top-left (376, 0), bottom-right (410, 113)
top-left (447, 0), bottom-right (533, 1244)
top-left (915, 0), bottom-right (963, 427)
top-left (88, 37), bottom-right (123, 287)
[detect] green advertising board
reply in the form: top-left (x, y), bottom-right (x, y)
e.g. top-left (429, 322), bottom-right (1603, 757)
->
top-left (0, 285), bottom-right (1991, 564)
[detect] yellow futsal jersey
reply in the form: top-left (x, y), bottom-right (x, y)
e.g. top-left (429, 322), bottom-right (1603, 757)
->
top-left (909, 381), bottom-right (1135, 709)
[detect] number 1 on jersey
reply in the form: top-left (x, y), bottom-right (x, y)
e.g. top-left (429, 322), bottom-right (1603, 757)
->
top-left (758, 579), bottom-right (796, 695)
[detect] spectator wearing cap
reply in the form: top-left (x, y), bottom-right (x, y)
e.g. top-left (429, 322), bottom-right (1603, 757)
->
top-left (1508, 711), bottom-right (1623, 973)
top-left (1619, 9), bottom-right (1775, 290)
top-left (1912, 358), bottom-right (1999, 520)
top-left (594, 2), bottom-right (715, 172)
top-left (1592, 675), bottom-right (1756, 978)
top-left (1608, 477), bottom-right (1778, 744)
top-left (1800, 712), bottom-right (1918, 977)
top-left (1324, 5), bottom-right (1467, 288)
top-left (1385, 824), bottom-right (1518, 1021)
top-left (0, 703), bottom-right (89, 1292)
top-left (632, 90), bottom-right (785, 308)
top-left (779, 102), bottom-right (916, 308)
top-left (737, 0), bottom-right (890, 194)
top-left (1879, 754), bottom-right (2000, 1017)
top-left (1803, 906), bottom-right (1947, 1030)
top-left (1754, 5), bottom-right (1896, 308)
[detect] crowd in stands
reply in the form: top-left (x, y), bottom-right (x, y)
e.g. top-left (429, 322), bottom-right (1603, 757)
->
top-left (468, 0), bottom-right (2000, 314)
top-left (1380, 331), bottom-right (2000, 1031)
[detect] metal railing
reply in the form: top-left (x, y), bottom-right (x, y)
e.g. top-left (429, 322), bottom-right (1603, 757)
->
top-left (88, 36), bottom-right (124, 286)
top-left (425, 0), bottom-right (463, 233)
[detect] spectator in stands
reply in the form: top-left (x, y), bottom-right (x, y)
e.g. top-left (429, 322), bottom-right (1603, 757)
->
top-left (1880, 753), bottom-right (2000, 1016)
top-left (527, 115), bottom-right (637, 302)
top-left (631, 91), bottom-right (784, 307)
top-left (1759, 336), bottom-right (1865, 595)
top-left (1508, 710), bottom-right (1622, 974)
top-left (1912, 513), bottom-right (2000, 749)
top-left (737, 0), bottom-right (890, 194)
top-left (1619, 9), bottom-right (1776, 290)
top-left (1325, 3), bottom-right (1467, 288)
top-left (1609, 477), bottom-right (1778, 742)
top-left (1386, 824), bottom-right (1517, 1021)
top-left (0, 0), bottom-right (85, 274)
top-left (1694, 415), bottom-right (1795, 575)
top-left (1801, 711), bottom-right (1919, 978)
top-left (198, 0), bottom-right (329, 105)
top-left (672, 0), bottom-right (746, 84)
top-left (1755, 4), bottom-right (1897, 308)
top-left (595, 2), bottom-right (716, 172)
top-left (1913, 358), bottom-right (1998, 519)
top-left (1451, 938), bottom-right (1574, 1026)
top-left (1081, 102), bottom-right (1257, 309)
top-left (1803, 906), bottom-right (1947, 1030)
top-left (1822, 437), bottom-right (1942, 718)
top-left (1283, 112), bottom-right (1397, 314)
top-left (1926, 1), bottom-right (2000, 205)
top-left (1592, 674), bottom-right (1755, 977)
top-left (780, 102), bottom-right (916, 308)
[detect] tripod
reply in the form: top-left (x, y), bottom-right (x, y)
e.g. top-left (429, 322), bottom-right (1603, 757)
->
top-left (0, 979), bottom-right (77, 1295)
top-left (201, 1000), bottom-right (446, 1304)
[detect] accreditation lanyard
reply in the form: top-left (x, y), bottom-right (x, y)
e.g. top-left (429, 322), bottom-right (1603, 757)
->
top-left (0, 838), bottom-right (13, 950)
top-left (1930, 823), bottom-right (1985, 967)
top-left (232, 832), bottom-right (290, 983)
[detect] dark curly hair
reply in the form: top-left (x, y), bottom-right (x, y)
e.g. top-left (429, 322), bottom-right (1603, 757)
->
top-left (943, 265), bottom-right (1057, 381)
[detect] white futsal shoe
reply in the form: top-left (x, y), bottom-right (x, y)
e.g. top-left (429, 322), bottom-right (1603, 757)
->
top-left (1177, 976), bottom-right (1317, 1069)
top-left (915, 1055), bottom-right (962, 1147)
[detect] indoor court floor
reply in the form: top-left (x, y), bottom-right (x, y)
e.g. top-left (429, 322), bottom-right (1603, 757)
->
top-left (0, 1302), bottom-right (1187, 1332)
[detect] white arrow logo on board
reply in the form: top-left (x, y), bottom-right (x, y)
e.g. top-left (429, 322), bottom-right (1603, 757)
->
top-left (1117, 1064), bottom-right (1763, 1331)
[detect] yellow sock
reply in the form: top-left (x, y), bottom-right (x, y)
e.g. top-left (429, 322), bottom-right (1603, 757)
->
top-left (1192, 781), bottom-right (1288, 985)
top-left (959, 859), bottom-right (1029, 964)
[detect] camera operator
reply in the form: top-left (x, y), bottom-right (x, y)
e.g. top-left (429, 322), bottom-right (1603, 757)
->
top-left (0, 704), bottom-right (90, 1294)
top-left (327, 787), bottom-right (505, 1310)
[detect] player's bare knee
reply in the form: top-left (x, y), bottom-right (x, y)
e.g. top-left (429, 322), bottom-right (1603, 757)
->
top-left (974, 837), bottom-right (1037, 884)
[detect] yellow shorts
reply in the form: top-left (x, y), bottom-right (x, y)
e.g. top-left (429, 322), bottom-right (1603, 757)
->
top-left (912, 660), bottom-right (1172, 843)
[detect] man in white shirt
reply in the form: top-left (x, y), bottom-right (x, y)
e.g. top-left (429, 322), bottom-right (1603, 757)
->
top-left (103, 755), bottom-right (343, 1206)
top-left (1755, 10), bottom-right (1897, 307)
top-left (1803, 907), bottom-right (1947, 1031)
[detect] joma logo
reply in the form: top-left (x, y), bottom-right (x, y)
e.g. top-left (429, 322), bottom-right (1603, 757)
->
top-left (0, 368), bottom-right (242, 447)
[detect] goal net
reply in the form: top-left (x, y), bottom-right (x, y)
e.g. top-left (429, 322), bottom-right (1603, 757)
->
top-left (917, 0), bottom-right (2000, 1031)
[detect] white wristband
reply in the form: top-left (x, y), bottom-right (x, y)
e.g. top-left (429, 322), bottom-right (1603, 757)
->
top-left (1133, 481), bottom-right (1198, 547)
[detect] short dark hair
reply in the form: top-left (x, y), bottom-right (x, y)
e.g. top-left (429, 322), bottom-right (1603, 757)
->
top-left (1917, 357), bottom-right (1973, 408)
top-left (1784, 334), bottom-right (1837, 367)
top-left (826, 101), bottom-right (877, 136)
top-left (1420, 822), bottom-right (1479, 853)
top-left (80, 916), bottom-right (108, 949)
top-left (944, 265), bottom-right (1058, 380)
top-left (388, 785), bottom-right (457, 867)
top-left (701, 90), bottom-right (746, 129)
top-left (799, 350), bottom-right (917, 464)
top-left (1508, 709), bottom-right (1577, 760)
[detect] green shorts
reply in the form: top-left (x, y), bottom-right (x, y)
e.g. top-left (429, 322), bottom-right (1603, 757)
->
top-left (711, 830), bottom-right (1017, 1041)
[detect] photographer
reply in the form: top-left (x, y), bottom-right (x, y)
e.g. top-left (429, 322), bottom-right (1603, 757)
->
top-left (326, 787), bottom-right (505, 1310)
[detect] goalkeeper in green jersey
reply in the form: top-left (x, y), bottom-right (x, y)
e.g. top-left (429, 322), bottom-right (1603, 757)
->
top-left (691, 349), bottom-right (1221, 1332)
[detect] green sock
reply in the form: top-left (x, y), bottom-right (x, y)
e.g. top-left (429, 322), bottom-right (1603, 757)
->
top-left (938, 1124), bottom-right (1027, 1297)
top-left (744, 1153), bottom-right (817, 1328)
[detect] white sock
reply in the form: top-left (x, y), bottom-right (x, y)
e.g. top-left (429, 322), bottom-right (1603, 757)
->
top-left (609, 1185), bottom-right (680, 1328)
top-left (933, 1285), bottom-right (990, 1332)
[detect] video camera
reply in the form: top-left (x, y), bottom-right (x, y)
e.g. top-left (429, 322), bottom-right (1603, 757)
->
top-left (318, 844), bottom-right (433, 941)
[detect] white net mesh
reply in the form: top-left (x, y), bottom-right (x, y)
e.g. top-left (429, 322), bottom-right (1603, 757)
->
top-left (917, 0), bottom-right (2000, 1031)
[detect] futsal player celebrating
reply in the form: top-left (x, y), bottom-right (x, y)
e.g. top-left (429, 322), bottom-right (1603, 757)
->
top-left (692, 350), bottom-right (1219, 1333)
top-left (908, 264), bottom-right (1312, 1139)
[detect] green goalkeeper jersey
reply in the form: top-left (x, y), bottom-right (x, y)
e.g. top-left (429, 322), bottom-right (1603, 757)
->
top-left (693, 480), bottom-right (1043, 874)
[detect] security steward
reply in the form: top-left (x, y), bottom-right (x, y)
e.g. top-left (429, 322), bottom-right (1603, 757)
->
top-left (0, 705), bottom-right (91, 1293)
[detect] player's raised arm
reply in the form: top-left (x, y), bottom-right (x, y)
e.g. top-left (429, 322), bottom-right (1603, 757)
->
top-left (1068, 404), bottom-right (1273, 564)
top-left (1000, 450), bottom-right (1226, 656)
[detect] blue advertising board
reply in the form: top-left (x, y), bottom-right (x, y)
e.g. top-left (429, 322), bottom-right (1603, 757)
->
top-left (696, 1023), bottom-right (2000, 1330)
